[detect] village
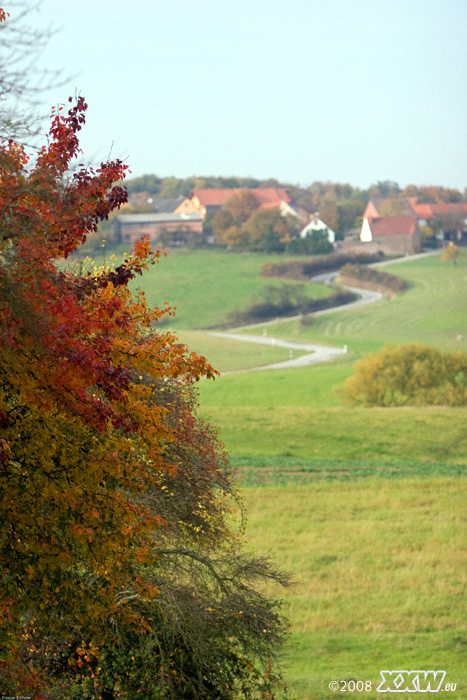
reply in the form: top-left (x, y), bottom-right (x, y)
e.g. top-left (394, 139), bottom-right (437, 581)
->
top-left (111, 183), bottom-right (467, 256)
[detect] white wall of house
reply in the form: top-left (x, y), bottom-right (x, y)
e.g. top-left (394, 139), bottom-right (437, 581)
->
top-left (300, 215), bottom-right (336, 243)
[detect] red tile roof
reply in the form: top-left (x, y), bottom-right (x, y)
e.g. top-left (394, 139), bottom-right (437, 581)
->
top-left (190, 187), bottom-right (291, 207)
top-left (410, 202), bottom-right (434, 219)
top-left (368, 216), bottom-right (417, 237)
top-left (191, 188), bottom-right (242, 206)
top-left (251, 188), bottom-right (291, 205)
top-left (408, 200), bottom-right (467, 219)
top-left (430, 203), bottom-right (467, 216)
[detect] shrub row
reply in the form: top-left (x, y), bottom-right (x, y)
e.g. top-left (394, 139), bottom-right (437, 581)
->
top-left (260, 251), bottom-right (384, 280)
top-left (336, 263), bottom-right (407, 294)
top-left (225, 287), bottom-right (358, 327)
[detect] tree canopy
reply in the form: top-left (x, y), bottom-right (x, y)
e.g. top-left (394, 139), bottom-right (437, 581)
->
top-left (0, 89), bottom-right (289, 698)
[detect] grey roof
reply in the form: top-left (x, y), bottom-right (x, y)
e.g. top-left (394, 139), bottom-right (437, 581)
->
top-left (153, 195), bottom-right (185, 213)
top-left (115, 212), bottom-right (202, 223)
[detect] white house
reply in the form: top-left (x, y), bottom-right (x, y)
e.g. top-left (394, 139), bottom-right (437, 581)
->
top-left (299, 214), bottom-right (336, 243)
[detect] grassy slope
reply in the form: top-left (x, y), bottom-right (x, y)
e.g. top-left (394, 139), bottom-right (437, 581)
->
top-left (129, 248), bottom-right (331, 330)
top-left (239, 253), bottom-right (467, 356)
top-left (198, 253), bottom-right (467, 464)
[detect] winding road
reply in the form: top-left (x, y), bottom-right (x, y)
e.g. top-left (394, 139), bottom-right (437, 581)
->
top-left (210, 251), bottom-right (439, 375)
top-left (209, 272), bottom-right (383, 374)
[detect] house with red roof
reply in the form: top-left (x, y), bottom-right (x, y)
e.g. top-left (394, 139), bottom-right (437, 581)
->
top-left (175, 187), bottom-right (302, 220)
top-left (363, 197), bottom-right (467, 245)
top-left (360, 215), bottom-right (422, 255)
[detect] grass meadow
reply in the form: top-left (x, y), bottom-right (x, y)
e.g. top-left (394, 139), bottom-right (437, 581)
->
top-left (127, 248), bottom-right (332, 330)
top-left (243, 477), bottom-right (467, 699)
top-left (96, 246), bottom-right (467, 698)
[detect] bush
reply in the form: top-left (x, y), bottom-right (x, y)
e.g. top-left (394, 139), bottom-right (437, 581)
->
top-left (342, 343), bottom-right (467, 407)
top-left (286, 232), bottom-right (333, 255)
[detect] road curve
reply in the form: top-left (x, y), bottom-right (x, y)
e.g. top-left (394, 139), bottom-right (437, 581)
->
top-left (208, 332), bottom-right (347, 375)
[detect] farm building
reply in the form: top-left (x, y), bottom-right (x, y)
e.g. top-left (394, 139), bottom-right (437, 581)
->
top-left (363, 198), bottom-right (467, 244)
top-left (360, 216), bottom-right (422, 255)
top-left (175, 187), bottom-right (303, 220)
top-left (112, 212), bottom-right (203, 246)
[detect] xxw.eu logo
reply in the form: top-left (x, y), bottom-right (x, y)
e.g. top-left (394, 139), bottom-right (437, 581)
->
top-left (377, 670), bottom-right (453, 693)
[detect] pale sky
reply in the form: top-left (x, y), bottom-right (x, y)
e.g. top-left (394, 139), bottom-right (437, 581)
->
top-left (18, 0), bottom-right (467, 190)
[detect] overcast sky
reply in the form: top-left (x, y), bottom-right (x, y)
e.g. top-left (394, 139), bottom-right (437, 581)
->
top-left (21, 0), bottom-right (467, 190)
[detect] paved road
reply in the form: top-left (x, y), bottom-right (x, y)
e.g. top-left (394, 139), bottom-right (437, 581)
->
top-left (209, 332), bottom-right (347, 375)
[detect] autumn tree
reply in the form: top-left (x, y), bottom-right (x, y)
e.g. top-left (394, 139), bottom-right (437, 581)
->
top-left (243, 208), bottom-right (291, 252)
top-left (318, 196), bottom-right (339, 233)
top-left (336, 199), bottom-right (364, 236)
top-left (367, 180), bottom-right (401, 199)
top-left (224, 190), bottom-right (260, 225)
top-left (441, 241), bottom-right (463, 265)
top-left (211, 208), bottom-right (234, 243)
top-left (0, 90), bottom-right (289, 698)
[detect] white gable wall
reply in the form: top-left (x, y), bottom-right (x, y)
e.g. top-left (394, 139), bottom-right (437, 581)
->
top-left (360, 217), bottom-right (373, 242)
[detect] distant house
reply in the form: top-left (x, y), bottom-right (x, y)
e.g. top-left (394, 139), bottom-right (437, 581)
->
top-left (175, 187), bottom-right (301, 220)
top-left (364, 198), bottom-right (467, 244)
top-left (112, 212), bottom-right (203, 246)
top-left (299, 214), bottom-right (336, 244)
top-left (408, 199), bottom-right (467, 242)
top-left (360, 216), bottom-right (421, 255)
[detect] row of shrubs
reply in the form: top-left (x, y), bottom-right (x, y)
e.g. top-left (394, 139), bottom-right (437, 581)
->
top-left (336, 263), bottom-right (407, 294)
top-left (342, 343), bottom-right (467, 407)
top-left (260, 251), bottom-right (384, 280)
top-left (224, 283), bottom-right (357, 327)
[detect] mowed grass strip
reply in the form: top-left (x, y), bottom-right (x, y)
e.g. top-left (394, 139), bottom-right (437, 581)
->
top-left (198, 404), bottom-right (467, 464)
top-left (243, 478), bottom-right (467, 699)
top-left (230, 455), bottom-right (467, 484)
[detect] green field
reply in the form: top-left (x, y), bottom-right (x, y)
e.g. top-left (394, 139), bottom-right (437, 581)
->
top-left (117, 248), bottom-right (467, 698)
